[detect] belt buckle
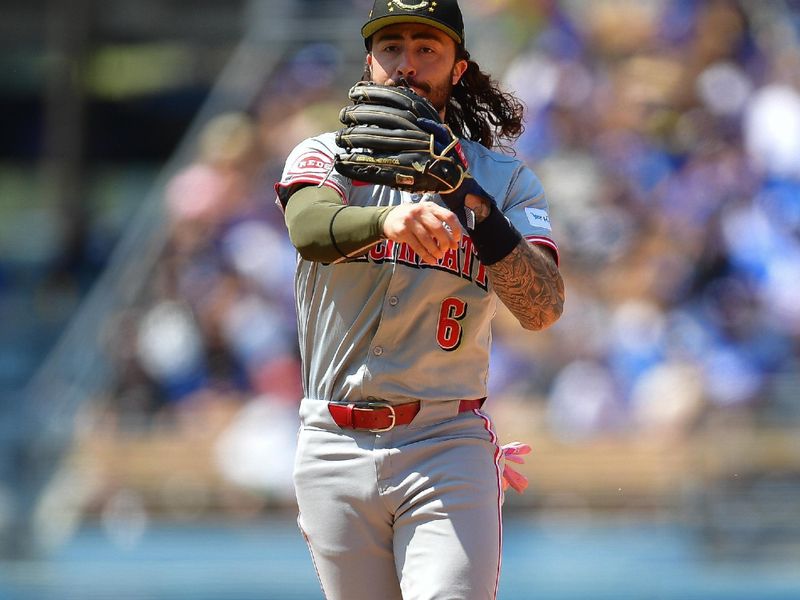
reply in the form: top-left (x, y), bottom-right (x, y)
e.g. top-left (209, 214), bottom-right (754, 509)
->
top-left (361, 400), bottom-right (396, 433)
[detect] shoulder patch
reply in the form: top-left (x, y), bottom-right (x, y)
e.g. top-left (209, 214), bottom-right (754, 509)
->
top-left (288, 151), bottom-right (333, 176)
top-left (524, 207), bottom-right (551, 231)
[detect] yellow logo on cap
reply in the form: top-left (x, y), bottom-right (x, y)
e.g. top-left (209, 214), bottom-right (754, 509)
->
top-left (388, 1), bottom-right (436, 12)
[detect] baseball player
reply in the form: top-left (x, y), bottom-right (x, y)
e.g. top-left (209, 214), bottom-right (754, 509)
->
top-left (275, 1), bottom-right (564, 598)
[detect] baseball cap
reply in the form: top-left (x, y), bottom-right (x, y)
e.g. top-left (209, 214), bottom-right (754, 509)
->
top-left (362, 0), bottom-right (465, 46)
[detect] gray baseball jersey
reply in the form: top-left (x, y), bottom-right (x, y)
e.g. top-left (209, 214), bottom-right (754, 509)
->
top-left (276, 132), bottom-right (558, 406)
top-left (278, 130), bottom-right (557, 600)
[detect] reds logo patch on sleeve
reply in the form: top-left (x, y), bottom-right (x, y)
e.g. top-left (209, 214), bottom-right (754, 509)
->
top-left (289, 151), bottom-right (334, 176)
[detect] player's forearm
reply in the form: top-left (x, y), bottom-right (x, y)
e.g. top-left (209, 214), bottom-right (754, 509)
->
top-left (486, 240), bottom-right (565, 330)
top-left (285, 185), bottom-right (393, 262)
top-left (465, 194), bottom-right (564, 330)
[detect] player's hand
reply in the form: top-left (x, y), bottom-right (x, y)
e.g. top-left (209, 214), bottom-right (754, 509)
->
top-left (382, 201), bottom-right (461, 265)
top-left (416, 118), bottom-right (492, 230)
top-left (500, 442), bottom-right (531, 494)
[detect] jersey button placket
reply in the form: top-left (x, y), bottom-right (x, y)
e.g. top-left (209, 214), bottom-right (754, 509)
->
top-left (360, 266), bottom-right (403, 400)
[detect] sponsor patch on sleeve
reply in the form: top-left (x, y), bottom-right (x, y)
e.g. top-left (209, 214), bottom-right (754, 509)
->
top-left (524, 207), bottom-right (552, 231)
top-left (287, 151), bottom-right (333, 176)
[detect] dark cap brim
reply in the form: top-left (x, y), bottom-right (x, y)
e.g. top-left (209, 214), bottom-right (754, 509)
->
top-left (361, 15), bottom-right (463, 44)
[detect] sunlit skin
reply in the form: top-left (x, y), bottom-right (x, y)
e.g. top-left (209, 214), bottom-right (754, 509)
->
top-left (368, 23), bottom-right (466, 113)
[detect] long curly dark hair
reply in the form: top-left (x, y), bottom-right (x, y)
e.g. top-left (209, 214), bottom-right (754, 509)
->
top-left (361, 45), bottom-right (524, 151)
top-left (446, 47), bottom-right (524, 151)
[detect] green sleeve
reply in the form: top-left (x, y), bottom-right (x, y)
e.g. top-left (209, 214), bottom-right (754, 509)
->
top-left (284, 185), bottom-right (394, 262)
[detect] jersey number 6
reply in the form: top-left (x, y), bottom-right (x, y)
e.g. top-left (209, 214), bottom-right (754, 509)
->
top-left (436, 297), bottom-right (467, 351)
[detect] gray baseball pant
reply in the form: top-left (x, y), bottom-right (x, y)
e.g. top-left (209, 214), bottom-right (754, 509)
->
top-left (293, 398), bottom-right (505, 600)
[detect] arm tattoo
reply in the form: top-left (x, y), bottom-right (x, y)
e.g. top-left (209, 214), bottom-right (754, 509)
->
top-left (486, 240), bottom-right (565, 330)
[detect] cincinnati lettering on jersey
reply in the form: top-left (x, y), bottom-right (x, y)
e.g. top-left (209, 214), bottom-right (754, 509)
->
top-left (350, 235), bottom-right (489, 290)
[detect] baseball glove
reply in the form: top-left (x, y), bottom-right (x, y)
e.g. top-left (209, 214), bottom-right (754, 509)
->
top-left (333, 82), bottom-right (469, 193)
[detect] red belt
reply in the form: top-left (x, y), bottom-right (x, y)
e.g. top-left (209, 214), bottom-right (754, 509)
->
top-left (328, 398), bottom-right (485, 432)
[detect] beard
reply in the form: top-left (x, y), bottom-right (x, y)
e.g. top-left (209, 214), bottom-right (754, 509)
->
top-left (413, 78), bottom-right (454, 112)
top-left (389, 75), bottom-right (454, 113)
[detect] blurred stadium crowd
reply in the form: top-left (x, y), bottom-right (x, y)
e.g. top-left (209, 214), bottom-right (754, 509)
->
top-left (112, 2), bottom-right (797, 411)
top-left (6, 0), bottom-right (800, 514)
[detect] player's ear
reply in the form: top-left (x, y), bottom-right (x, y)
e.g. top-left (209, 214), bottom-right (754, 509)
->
top-left (363, 54), bottom-right (374, 82)
top-left (451, 59), bottom-right (467, 86)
